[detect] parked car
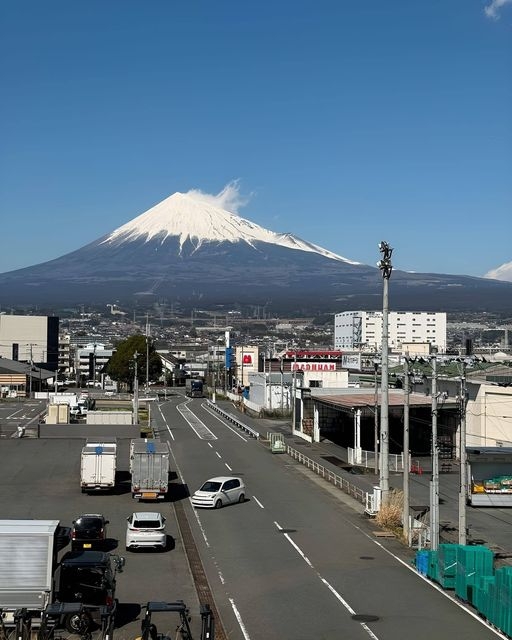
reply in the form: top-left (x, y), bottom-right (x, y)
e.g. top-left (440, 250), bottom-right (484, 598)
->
top-left (191, 476), bottom-right (246, 509)
top-left (126, 512), bottom-right (166, 550)
top-left (71, 514), bottom-right (109, 550)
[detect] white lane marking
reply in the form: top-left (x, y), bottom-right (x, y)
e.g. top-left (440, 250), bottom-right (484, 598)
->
top-left (159, 406), bottom-right (175, 440)
top-left (190, 503), bottom-right (210, 548)
top-left (208, 442), bottom-right (213, 448)
top-left (7, 408), bottom-right (25, 419)
top-left (218, 570), bottom-right (225, 585)
top-left (350, 523), bottom-right (509, 639)
top-left (177, 401), bottom-right (217, 439)
top-left (215, 451), bottom-right (222, 459)
top-left (166, 446), bottom-right (210, 548)
top-left (253, 496), bottom-right (265, 509)
top-left (273, 521), bottom-right (381, 639)
top-left (202, 403), bottom-right (249, 441)
top-left (229, 598), bottom-right (252, 640)
top-left (225, 462), bottom-right (232, 471)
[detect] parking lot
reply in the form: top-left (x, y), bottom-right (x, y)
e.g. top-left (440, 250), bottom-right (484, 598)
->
top-left (0, 437), bottom-right (202, 640)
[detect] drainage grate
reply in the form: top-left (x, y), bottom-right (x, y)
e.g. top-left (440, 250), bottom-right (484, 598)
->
top-left (359, 556), bottom-right (375, 560)
top-left (321, 455), bottom-right (352, 471)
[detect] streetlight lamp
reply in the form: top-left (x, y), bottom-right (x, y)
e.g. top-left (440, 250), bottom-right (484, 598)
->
top-left (377, 241), bottom-right (393, 503)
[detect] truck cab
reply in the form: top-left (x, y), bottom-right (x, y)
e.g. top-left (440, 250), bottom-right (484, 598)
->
top-left (55, 550), bottom-right (124, 632)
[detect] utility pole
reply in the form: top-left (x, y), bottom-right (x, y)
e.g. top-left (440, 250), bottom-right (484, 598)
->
top-left (403, 355), bottom-right (410, 544)
top-left (28, 344), bottom-right (33, 399)
top-left (378, 241), bottom-right (393, 503)
top-left (430, 350), bottom-right (439, 551)
top-left (133, 351), bottom-right (139, 425)
top-left (458, 361), bottom-right (468, 545)
top-left (92, 343), bottom-right (97, 389)
top-left (145, 316), bottom-right (150, 394)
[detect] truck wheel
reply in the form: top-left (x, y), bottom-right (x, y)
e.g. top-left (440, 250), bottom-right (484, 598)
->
top-left (65, 611), bottom-right (91, 634)
top-left (215, 499), bottom-right (223, 509)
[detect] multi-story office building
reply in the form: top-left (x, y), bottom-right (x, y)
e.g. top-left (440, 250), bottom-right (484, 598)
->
top-left (0, 314), bottom-right (59, 371)
top-left (76, 343), bottom-right (114, 384)
top-left (334, 310), bottom-right (447, 353)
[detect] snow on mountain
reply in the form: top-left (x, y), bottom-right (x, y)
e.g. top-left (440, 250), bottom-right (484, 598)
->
top-left (101, 190), bottom-right (359, 264)
top-left (485, 261), bottom-right (512, 282)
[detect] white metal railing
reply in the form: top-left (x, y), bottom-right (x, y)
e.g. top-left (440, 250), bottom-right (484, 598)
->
top-left (286, 445), bottom-right (366, 505)
top-left (348, 447), bottom-right (404, 472)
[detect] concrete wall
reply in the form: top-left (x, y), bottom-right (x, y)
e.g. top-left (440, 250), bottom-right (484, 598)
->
top-left (38, 424), bottom-right (140, 439)
top-left (86, 411), bottom-right (133, 425)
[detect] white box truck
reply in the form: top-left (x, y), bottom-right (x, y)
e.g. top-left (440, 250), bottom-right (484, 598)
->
top-left (130, 439), bottom-right (170, 500)
top-left (80, 440), bottom-right (117, 493)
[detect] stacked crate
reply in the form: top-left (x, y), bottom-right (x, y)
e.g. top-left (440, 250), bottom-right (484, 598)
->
top-left (455, 545), bottom-right (494, 604)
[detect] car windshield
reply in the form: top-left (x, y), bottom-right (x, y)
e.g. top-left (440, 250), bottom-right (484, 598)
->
top-left (133, 519), bottom-right (162, 529)
top-left (200, 481), bottom-right (222, 492)
top-left (75, 518), bottom-right (102, 532)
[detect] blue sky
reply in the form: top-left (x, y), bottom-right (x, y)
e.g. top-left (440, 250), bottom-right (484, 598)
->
top-left (1, 1), bottom-right (511, 277)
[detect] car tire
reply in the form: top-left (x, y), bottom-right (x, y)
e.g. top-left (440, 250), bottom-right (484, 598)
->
top-left (215, 499), bottom-right (223, 509)
top-left (65, 611), bottom-right (91, 634)
top-left (238, 493), bottom-right (245, 504)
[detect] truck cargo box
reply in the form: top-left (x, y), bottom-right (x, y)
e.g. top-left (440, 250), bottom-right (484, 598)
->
top-left (80, 440), bottom-right (117, 492)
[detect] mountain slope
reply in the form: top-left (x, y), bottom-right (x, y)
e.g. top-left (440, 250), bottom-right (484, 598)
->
top-left (1, 191), bottom-right (512, 313)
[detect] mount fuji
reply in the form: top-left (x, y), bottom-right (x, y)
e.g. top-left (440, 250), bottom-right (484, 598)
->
top-left (1, 190), bottom-right (512, 314)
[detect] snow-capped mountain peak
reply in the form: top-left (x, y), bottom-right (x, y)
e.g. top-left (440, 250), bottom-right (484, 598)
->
top-left (101, 190), bottom-right (358, 264)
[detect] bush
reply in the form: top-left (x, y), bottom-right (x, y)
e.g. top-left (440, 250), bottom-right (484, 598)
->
top-left (375, 489), bottom-right (403, 531)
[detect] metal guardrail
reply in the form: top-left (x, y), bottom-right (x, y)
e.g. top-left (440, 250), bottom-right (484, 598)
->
top-left (348, 447), bottom-right (404, 472)
top-left (286, 445), bottom-right (366, 505)
top-left (205, 401), bottom-right (260, 439)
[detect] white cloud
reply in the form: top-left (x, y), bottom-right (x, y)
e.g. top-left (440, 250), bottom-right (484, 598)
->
top-left (485, 0), bottom-right (512, 19)
top-left (185, 180), bottom-right (251, 213)
top-left (484, 261), bottom-right (512, 281)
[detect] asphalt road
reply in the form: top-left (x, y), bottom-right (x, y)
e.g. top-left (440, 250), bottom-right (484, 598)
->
top-left (1, 395), bottom-right (509, 640)
top-left (155, 396), bottom-right (507, 640)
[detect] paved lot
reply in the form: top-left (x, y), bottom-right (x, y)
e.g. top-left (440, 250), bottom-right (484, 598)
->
top-left (0, 438), bottom-right (201, 640)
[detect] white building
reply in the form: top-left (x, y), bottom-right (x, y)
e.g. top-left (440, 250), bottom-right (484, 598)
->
top-left (0, 314), bottom-right (59, 371)
top-left (76, 343), bottom-right (114, 383)
top-left (334, 310), bottom-right (447, 353)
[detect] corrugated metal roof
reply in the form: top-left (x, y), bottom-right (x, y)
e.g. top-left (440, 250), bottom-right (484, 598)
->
top-left (314, 391), bottom-right (434, 409)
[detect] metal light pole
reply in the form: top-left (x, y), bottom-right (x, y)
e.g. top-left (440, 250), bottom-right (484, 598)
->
top-left (373, 358), bottom-right (380, 475)
top-left (145, 316), bottom-right (150, 393)
top-left (378, 241), bottom-right (393, 503)
top-left (458, 361), bottom-right (468, 545)
top-left (430, 351), bottom-right (439, 550)
top-left (133, 351), bottom-right (139, 426)
top-left (403, 356), bottom-right (410, 544)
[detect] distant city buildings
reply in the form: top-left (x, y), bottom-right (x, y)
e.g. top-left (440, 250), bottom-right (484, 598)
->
top-left (334, 310), bottom-right (447, 354)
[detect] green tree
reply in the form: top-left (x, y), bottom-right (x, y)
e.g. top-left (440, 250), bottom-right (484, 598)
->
top-left (106, 335), bottom-right (162, 391)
